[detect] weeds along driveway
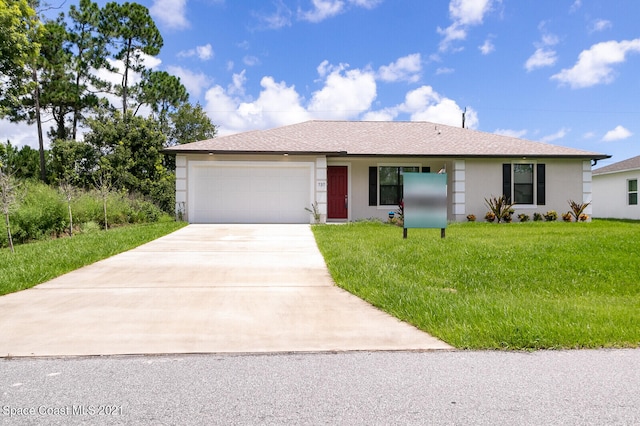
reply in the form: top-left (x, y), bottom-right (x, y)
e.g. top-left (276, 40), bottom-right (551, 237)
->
top-left (0, 224), bottom-right (450, 357)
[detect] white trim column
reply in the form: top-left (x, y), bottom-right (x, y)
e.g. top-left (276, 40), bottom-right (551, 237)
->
top-left (583, 160), bottom-right (593, 217)
top-left (452, 160), bottom-right (466, 221)
top-left (175, 155), bottom-right (187, 221)
top-left (315, 157), bottom-right (328, 223)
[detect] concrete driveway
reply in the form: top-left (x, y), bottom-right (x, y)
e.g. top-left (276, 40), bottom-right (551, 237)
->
top-left (0, 225), bottom-right (451, 357)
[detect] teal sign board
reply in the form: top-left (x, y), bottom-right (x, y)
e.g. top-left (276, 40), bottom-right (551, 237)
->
top-left (403, 173), bottom-right (447, 229)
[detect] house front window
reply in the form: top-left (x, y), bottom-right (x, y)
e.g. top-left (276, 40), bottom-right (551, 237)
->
top-left (503, 163), bottom-right (545, 205)
top-left (378, 166), bottom-right (420, 205)
top-left (513, 164), bottom-right (534, 204)
top-left (629, 179), bottom-right (638, 205)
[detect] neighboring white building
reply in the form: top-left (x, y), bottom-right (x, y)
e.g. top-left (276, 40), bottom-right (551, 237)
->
top-left (165, 120), bottom-right (609, 224)
top-left (592, 155), bottom-right (640, 220)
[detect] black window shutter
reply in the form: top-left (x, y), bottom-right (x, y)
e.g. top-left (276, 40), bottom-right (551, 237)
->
top-left (369, 167), bottom-right (377, 206)
top-left (422, 167), bottom-right (431, 173)
top-left (536, 164), bottom-right (546, 205)
top-left (502, 164), bottom-right (512, 201)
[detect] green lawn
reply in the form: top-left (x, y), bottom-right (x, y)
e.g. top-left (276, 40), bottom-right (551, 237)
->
top-left (0, 221), bottom-right (187, 296)
top-left (312, 220), bottom-right (640, 350)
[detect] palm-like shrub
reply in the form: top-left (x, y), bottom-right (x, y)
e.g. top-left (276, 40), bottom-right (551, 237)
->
top-left (568, 200), bottom-right (591, 222)
top-left (484, 195), bottom-right (514, 223)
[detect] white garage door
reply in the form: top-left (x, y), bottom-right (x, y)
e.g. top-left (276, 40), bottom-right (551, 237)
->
top-left (190, 162), bottom-right (312, 223)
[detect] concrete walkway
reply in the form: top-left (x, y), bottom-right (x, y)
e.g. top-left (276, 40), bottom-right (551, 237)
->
top-left (0, 225), bottom-right (451, 357)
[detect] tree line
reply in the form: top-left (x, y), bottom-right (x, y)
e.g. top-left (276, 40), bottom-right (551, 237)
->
top-left (0, 0), bottom-right (216, 214)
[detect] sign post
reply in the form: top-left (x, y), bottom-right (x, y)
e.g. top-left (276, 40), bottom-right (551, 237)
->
top-left (402, 173), bottom-right (447, 239)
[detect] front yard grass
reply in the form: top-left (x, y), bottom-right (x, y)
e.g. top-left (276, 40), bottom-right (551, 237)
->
top-left (312, 220), bottom-right (640, 350)
top-left (0, 221), bottom-right (187, 296)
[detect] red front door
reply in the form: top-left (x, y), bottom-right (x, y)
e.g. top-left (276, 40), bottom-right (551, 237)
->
top-left (327, 166), bottom-right (348, 219)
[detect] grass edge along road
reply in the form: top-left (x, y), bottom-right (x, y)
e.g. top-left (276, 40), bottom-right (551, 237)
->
top-left (312, 220), bottom-right (640, 350)
top-left (0, 221), bottom-right (187, 296)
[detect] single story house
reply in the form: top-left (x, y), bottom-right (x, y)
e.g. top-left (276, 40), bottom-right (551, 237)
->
top-left (592, 154), bottom-right (640, 220)
top-left (164, 120), bottom-right (609, 224)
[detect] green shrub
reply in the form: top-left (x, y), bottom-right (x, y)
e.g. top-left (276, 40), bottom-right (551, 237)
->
top-left (484, 195), bottom-right (514, 223)
top-left (1, 181), bottom-right (171, 249)
top-left (517, 213), bottom-right (530, 222)
top-left (127, 197), bottom-right (162, 223)
top-left (72, 191), bottom-right (163, 228)
top-left (568, 200), bottom-right (591, 222)
top-left (72, 191), bottom-right (103, 225)
top-left (10, 181), bottom-right (66, 243)
top-left (80, 221), bottom-right (101, 234)
top-left (544, 210), bottom-right (558, 221)
top-left (533, 212), bottom-right (543, 221)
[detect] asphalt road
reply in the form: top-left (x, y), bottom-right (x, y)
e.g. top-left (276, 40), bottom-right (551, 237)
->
top-left (1, 350), bottom-right (639, 425)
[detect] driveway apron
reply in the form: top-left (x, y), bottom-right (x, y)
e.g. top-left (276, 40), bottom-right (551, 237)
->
top-left (0, 224), bottom-right (451, 356)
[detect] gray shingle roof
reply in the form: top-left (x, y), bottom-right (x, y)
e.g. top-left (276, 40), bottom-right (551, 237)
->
top-left (165, 120), bottom-right (609, 159)
top-left (593, 154), bottom-right (640, 175)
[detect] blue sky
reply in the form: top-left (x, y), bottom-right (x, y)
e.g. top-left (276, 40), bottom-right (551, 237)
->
top-left (5, 0), bottom-right (640, 167)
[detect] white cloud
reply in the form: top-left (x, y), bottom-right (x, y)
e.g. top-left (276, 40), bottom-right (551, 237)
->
top-left (316, 60), bottom-right (333, 78)
top-left (541, 33), bottom-right (559, 46)
top-left (196, 44), bottom-right (213, 60)
top-left (298, 0), bottom-right (382, 23)
top-left (449, 0), bottom-right (492, 26)
top-left (436, 67), bottom-right (455, 75)
top-left (350, 0), bottom-right (382, 8)
top-left (243, 55), bottom-right (261, 66)
top-left (361, 109), bottom-right (396, 121)
top-left (570, 0), bottom-right (582, 13)
top-left (437, 24), bottom-right (467, 52)
top-left (400, 86), bottom-right (478, 128)
top-left (202, 60), bottom-right (473, 136)
top-left (228, 70), bottom-right (247, 96)
top-left (377, 54), bottom-right (422, 83)
top-left (590, 19), bottom-right (612, 33)
top-left (602, 125), bottom-right (632, 142)
top-left (204, 61), bottom-right (376, 134)
top-left (178, 43), bottom-right (214, 61)
top-left (551, 39), bottom-right (640, 88)
top-left (525, 48), bottom-right (557, 71)
top-left (298, 0), bottom-right (345, 23)
top-left (205, 76), bottom-right (310, 135)
top-left (524, 23), bottom-right (559, 71)
top-left (166, 66), bottom-right (212, 98)
top-left (0, 120), bottom-right (42, 149)
top-left (150, 0), bottom-right (189, 30)
top-left (494, 128), bottom-right (527, 138)
top-left (308, 64), bottom-right (377, 119)
top-left (253, 0), bottom-right (293, 30)
top-left (540, 127), bottom-right (570, 143)
top-left (582, 131), bottom-right (596, 139)
top-left (479, 39), bottom-right (494, 55)
top-left (438, 0), bottom-right (494, 52)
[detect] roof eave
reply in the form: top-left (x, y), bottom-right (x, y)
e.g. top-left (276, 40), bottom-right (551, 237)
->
top-left (163, 149), bottom-right (610, 160)
top-left (162, 149), bottom-right (347, 156)
top-left (593, 167), bottom-right (640, 176)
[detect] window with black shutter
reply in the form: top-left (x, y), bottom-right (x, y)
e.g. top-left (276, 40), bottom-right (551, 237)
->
top-left (503, 163), bottom-right (546, 205)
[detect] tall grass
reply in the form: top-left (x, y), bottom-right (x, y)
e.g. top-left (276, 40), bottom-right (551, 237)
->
top-left (0, 221), bottom-right (186, 296)
top-left (312, 220), bottom-right (640, 350)
top-left (1, 180), bottom-right (169, 247)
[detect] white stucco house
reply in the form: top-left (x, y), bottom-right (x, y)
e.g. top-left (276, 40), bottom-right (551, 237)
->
top-left (592, 154), bottom-right (640, 220)
top-left (164, 120), bottom-right (609, 224)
